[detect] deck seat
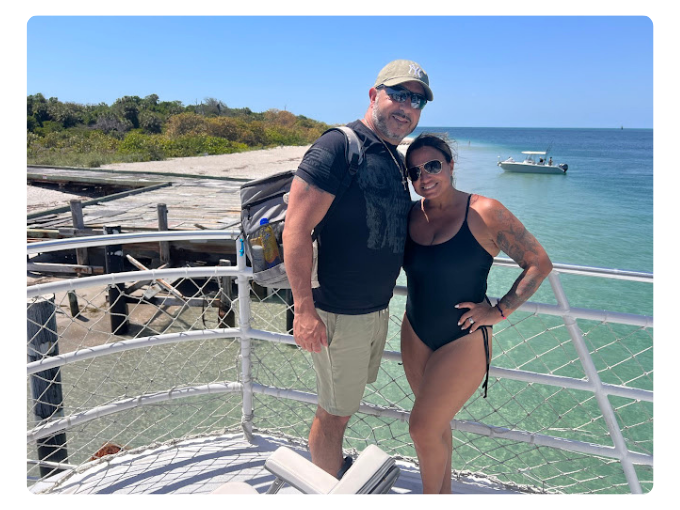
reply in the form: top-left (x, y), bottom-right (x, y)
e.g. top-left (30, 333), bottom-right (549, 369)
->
top-left (210, 444), bottom-right (400, 495)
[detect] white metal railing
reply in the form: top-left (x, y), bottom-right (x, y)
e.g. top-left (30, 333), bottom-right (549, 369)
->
top-left (26, 232), bottom-right (653, 493)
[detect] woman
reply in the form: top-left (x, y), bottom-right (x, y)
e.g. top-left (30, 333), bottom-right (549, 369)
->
top-left (401, 133), bottom-right (553, 494)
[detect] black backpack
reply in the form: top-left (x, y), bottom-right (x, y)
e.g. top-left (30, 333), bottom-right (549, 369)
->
top-left (239, 126), bottom-right (364, 288)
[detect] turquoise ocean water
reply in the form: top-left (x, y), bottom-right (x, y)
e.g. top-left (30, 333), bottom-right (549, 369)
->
top-left (402, 127), bottom-right (653, 316)
top-left (380, 127), bottom-right (653, 492)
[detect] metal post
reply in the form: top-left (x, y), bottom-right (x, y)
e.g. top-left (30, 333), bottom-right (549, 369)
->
top-left (548, 271), bottom-right (642, 494)
top-left (237, 239), bottom-right (254, 442)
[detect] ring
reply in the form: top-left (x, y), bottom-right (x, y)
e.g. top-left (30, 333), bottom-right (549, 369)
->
top-left (469, 318), bottom-right (475, 325)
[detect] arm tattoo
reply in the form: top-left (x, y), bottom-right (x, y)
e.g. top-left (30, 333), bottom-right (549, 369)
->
top-left (495, 208), bottom-right (541, 264)
top-left (293, 176), bottom-right (333, 197)
top-left (494, 206), bottom-right (548, 312)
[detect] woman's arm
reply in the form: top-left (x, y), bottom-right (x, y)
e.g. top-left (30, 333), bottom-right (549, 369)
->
top-left (491, 201), bottom-right (553, 315)
top-left (458, 198), bottom-right (553, 332)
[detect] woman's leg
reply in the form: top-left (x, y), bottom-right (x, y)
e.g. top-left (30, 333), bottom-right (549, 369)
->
top-left (407, 327), bottom-right (489, 494)
top-left (401, 316), bottom-right (452, 494)
top-left (400, 314), bottom-right (432, 396)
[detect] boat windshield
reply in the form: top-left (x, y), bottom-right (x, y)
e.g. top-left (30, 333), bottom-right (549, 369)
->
top-left (521, 151), bottom-right (546, 164)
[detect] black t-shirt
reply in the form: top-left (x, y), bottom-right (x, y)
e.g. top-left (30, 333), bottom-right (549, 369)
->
top-left (295, 120), bottom-right (412, 314)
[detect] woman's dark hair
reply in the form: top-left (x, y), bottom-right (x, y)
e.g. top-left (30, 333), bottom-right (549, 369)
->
top-left (405, 132), bottom-right (457, 167)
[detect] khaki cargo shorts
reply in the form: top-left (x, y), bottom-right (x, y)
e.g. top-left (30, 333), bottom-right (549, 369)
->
top-left (311, 308), bottom-right (389, 417)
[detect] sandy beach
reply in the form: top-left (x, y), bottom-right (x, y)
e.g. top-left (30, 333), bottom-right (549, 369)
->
top-left (27, 145), bottom-right (311, 212)
top-left (99, 145), bottom-right (310, 180)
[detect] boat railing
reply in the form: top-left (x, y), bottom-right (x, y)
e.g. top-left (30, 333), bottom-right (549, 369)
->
top-left (26, 231), bottom-right (653, 494)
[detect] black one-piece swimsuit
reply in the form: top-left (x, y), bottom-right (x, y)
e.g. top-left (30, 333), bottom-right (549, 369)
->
top-left (403, 194), bottom-right (493, 397)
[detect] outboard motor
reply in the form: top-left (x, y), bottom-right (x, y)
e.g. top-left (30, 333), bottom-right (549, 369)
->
top-left (558, 164), bottom-right (568, 172)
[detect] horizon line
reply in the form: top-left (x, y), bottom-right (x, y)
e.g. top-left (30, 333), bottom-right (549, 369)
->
top-left (413, 126), bottom-right (652, 130)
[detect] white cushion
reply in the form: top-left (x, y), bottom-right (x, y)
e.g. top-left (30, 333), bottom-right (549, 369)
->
top-left (330, 445), bottom-right (396, 494)
top-left (264, 447), bottom-right (338, 494)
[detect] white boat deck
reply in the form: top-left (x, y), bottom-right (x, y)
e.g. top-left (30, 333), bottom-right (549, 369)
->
top-left (30, 433), bottom-right (521, 495)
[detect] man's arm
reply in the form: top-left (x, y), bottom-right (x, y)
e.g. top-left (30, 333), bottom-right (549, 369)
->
top-left (282, 176), bottom-right (335, 352)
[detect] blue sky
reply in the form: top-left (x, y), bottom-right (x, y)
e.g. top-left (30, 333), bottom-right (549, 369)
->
top-left (25, 15), bottom-right (653, 129)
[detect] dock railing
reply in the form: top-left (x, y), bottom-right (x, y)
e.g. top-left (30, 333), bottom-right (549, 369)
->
top-left (27, 231), bottom-right (653, 494)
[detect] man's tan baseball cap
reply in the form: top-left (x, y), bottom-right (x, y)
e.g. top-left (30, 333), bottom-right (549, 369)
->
top-left (374, 59), bottom-right (433, 101)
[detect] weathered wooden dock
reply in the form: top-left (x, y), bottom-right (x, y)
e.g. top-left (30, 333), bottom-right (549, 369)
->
top-left (27, 165), bottom-right (256, 274)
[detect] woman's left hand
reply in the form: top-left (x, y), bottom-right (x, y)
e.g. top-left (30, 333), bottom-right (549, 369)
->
top-left (456, 301), bottom-right (502, 333)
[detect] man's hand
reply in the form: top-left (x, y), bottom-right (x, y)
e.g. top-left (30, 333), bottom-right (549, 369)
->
top-left (293, 309), bottom-right (328, 353)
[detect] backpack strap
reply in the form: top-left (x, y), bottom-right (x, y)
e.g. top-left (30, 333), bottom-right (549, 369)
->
top-left (332, 126), bottom-right (364, 177)
top-left (314, 126), bottom-right (365, 236)
top-left (319, 126), bottom-right (364, 198)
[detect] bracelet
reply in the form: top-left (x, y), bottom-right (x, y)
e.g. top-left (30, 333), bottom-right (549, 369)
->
top-left (496, 303), bottom-right (507, 320)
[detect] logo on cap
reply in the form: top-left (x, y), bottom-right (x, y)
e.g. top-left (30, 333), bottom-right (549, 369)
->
top-left (408, 64), bottom-right (423, 78)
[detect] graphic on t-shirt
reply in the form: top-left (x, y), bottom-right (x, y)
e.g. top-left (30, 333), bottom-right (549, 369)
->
top-left (358, 154), bottom-right (409, 254)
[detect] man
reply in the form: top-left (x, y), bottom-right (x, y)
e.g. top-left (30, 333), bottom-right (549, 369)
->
top-left (282, 59), bottom-right (434, 477)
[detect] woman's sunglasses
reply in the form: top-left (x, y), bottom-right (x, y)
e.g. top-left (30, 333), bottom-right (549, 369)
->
top-left (407, 159), bottom-right (444, 182)
top-left (376, 85), bottom-right (428, 110)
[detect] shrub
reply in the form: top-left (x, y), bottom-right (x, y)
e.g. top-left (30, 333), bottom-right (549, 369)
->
top-left (139, 111), bottom-right (163, 134)
top-left (92, 113), bottom-right (132, 136)
top-left (165, 113), bottom-right (208, 137)
top-left (118, 131), bottom-right (165, 161)
top-left (206, 117), bottom-right (241, 141)
top-left (162, 134), bottom-right (247, 157)
top-left (27, 92), bottom-right (333, 167)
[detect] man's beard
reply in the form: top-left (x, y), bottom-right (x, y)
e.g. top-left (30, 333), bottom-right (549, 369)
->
top-left (371, 97), bottom-right (414, 143)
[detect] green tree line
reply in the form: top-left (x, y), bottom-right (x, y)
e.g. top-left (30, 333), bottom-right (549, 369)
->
top-left (27, 93), bottom-right (331, 167)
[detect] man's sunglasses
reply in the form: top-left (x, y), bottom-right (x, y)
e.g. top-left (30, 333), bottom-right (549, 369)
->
top-left (407, 159), bottom-right (444, 181)
top-left (377, 85), bottom-right (428, 110)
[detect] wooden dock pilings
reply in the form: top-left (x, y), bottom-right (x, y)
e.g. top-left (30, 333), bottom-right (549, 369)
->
top-left (28, 166), bottom-right (244, 274)
top-left (27, 297), bottom-right (69, 477)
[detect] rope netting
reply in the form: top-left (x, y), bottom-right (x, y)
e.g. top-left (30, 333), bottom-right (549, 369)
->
top-left (26, 262), bottom-right (653, 494)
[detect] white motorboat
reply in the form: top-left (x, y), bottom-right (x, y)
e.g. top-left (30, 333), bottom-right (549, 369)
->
top-left (498, 151), bottom-right (568, 174)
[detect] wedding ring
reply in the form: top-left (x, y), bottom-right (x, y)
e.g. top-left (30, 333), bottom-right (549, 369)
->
top-left (469, 318), bottom-right (475, 325)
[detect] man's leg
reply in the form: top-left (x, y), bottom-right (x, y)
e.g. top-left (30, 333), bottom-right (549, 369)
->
top-left (309, 309), bottom-right (386, 475)
top-left (309, 406), bottom-right (351, 476)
